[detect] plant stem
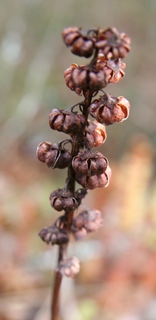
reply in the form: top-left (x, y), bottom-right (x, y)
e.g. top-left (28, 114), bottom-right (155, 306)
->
top-left (51, 93), bottom-right (92, 320)
top-left (51, 270), bottom-right (62, 320)
top-left (51, 243), bottom-right (66, 320)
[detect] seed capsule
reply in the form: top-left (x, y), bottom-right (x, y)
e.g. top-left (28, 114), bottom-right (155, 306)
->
top-left (36, 142), bottom-right (51, 163)
top-left (89, 94), bottom-right (130, 125)
top-left (75, 165), bottom-right (111, 189)
top-left (71, 65), bottom-right (107, 91)
top-left (56, 256), bottom-right (80, 278)
top-left (49, 189), bottom-right (79, 212)
top-left (96, 27), bottom-right (131, 59)
top-left (49, 188), bottom-right (86, 213)
top-left (36, 142), bottom-right (71, 169)
top-left (72, 209), bottom-right (103, 240)
top-left (84, 120), bottom-right (107, 147)
top-left (74, 209), bottom-right (103, 232)
top-left (72, 151), bottom-right (108, 176)
top-left (49, 108), bottom-right (86, 134)
top-left (64, 64), bottom-right (83, 95)
top-left (62, 26), bottom-right (94, 58)
top-left (62, 26), bottom-right (80, 46)
top-left (39, 225), bottom-right (69, 245)
top-left (96, 54), bottom-right (126, 84)
top-left (71, 37), bottom-right (94, 57)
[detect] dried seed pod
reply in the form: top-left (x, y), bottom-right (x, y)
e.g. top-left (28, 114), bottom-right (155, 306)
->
top-left (96, 54), bottom-right (126, 83)
top-left (62, 26), bottom-right (80, 46)
top-left (71, 37), bottom-right (94, 57)
top-left (36, 142), bottom-right (71, 169)
top-left (36, 142), bottom-right (51, 162)
top-left (64, 64), bottom-right (83, 95)
top-left (83, 209), bottom-right (103, 232)
top-left (89, 94), bottom-right (130, 125)
top-left (85, 120), bottom-right (107, 147)
top-left (39, 225), bottom-right (69, 245)
top-left (74, 209), bottom-right (103, 232)
top-left (72, 151), bottom-right (108, 176)
top-left (96, 27), bottom-right (131, 59)
top-left (57, 256), bottom-right (80, 278)
top-left (71, 65), bottom-right (107, 91)
top-left (45, 148), bottom-right (71, 169)
top-left (62, 26), bottom-right (94, 58)
top-left (72, 209), bottom-right (103, 240)
top-left (49, 108), bottom-right (86, 134)
top-left (75, 165), bottom-right (111, 189)
top-left (49, 189), bottom-right (79, 212)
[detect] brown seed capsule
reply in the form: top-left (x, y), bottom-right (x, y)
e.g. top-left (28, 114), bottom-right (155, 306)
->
top-left (49, 189), bottom-right (79, 212)
top-left (85, 120), bottom-right (107, 147)
top-left (64, 64), bottom-right (83, 95)
top-left (62, 26), bottom-right (94, 58)
top-left (96, 27), bottom-right (131, 59)
top-left (46, 146), bottom-right (71, 169)
top-left (39, 225), bottom-right (69, 245)
top-left (72, 151), bottom-right (108, 176)
top-left (71, 65), bottom-right (107, 91)
top-left (75, 165), bottom-right (111, 189)
top-left (49, 108), bottom-right (86, 134)
top-left (71, 66), bottom-right (87, 88)
top-left (96, 54), bottom-right (126, 83)
top-left (72, 209), bottom-right (103, 240)
top-left (71, 37), bottom-right (94, 58)
top-left (106, 59), bottom-right (126, 83)
top-left (36, 142), bottom-right (71, 169)
top-left (74, 209), bottom-right (103, 232)
top-left (57, 256), bottom-right (80, 278)
top-left (89, 94), bottom-right (130, 125)
top-left (36, 142), bottom-right (51, 162)
top-left (83, 209), bottom-right (103, 232)
top-left (62, 26), bottom-right (80, 46)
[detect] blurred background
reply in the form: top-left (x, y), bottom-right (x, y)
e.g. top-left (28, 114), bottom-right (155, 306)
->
top-left (0, 0), bottom-right (156, 319)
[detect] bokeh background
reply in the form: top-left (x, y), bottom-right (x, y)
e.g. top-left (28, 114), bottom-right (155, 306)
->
top-left (0, 0), bottom-right (156, 319)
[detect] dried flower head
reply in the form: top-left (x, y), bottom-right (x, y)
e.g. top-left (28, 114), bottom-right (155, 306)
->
top-left (64, 64), bottom-right (83, 95)
top-left (49, 189), bottom-right (79, 212)
top-left (36, 142), bottom-right (71, 169)
top-left (71, 37), bottom-right (94, 57)
top-left (62, 26), bottom-right (94, 58)
top-left (72, 151), bottom-right (108, 176)
top-left (96, 54), bottom-right (126, 83)
top-left (62, 26), bottom-right (80, 46)
top-left (57, 257), bottom-right (80, 278)
top-left (72, 65), bottom-right (107, 91)
top-left (49, 188), bottom-right (87, 212)
top-left (89, 94), bottom-right (130, 125)
top-left (72, 209), bottom-right (103, 240)
top-left (49, 108), bottom-right (86, 134)
top-left (84, 120), bottom-right (107, 147)
top-left (96, 27), bottom-right (131, 59)
top-left (39, 225), bottom-right (69, 245)
top-left (65, 64), bottom-right (108, 94)
top-left (75, 164), bottom-right (111, 189)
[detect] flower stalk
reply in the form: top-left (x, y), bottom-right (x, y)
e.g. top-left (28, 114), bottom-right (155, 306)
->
top-left (37, 26), bottom-right (131, 320)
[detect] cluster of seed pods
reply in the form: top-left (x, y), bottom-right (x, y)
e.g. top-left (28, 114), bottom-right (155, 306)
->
top-left (37, 26), bottom-right (131, 278)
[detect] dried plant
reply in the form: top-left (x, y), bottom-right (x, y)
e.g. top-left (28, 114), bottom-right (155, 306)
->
top-left (37, 26), bottom-right (131, 320)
